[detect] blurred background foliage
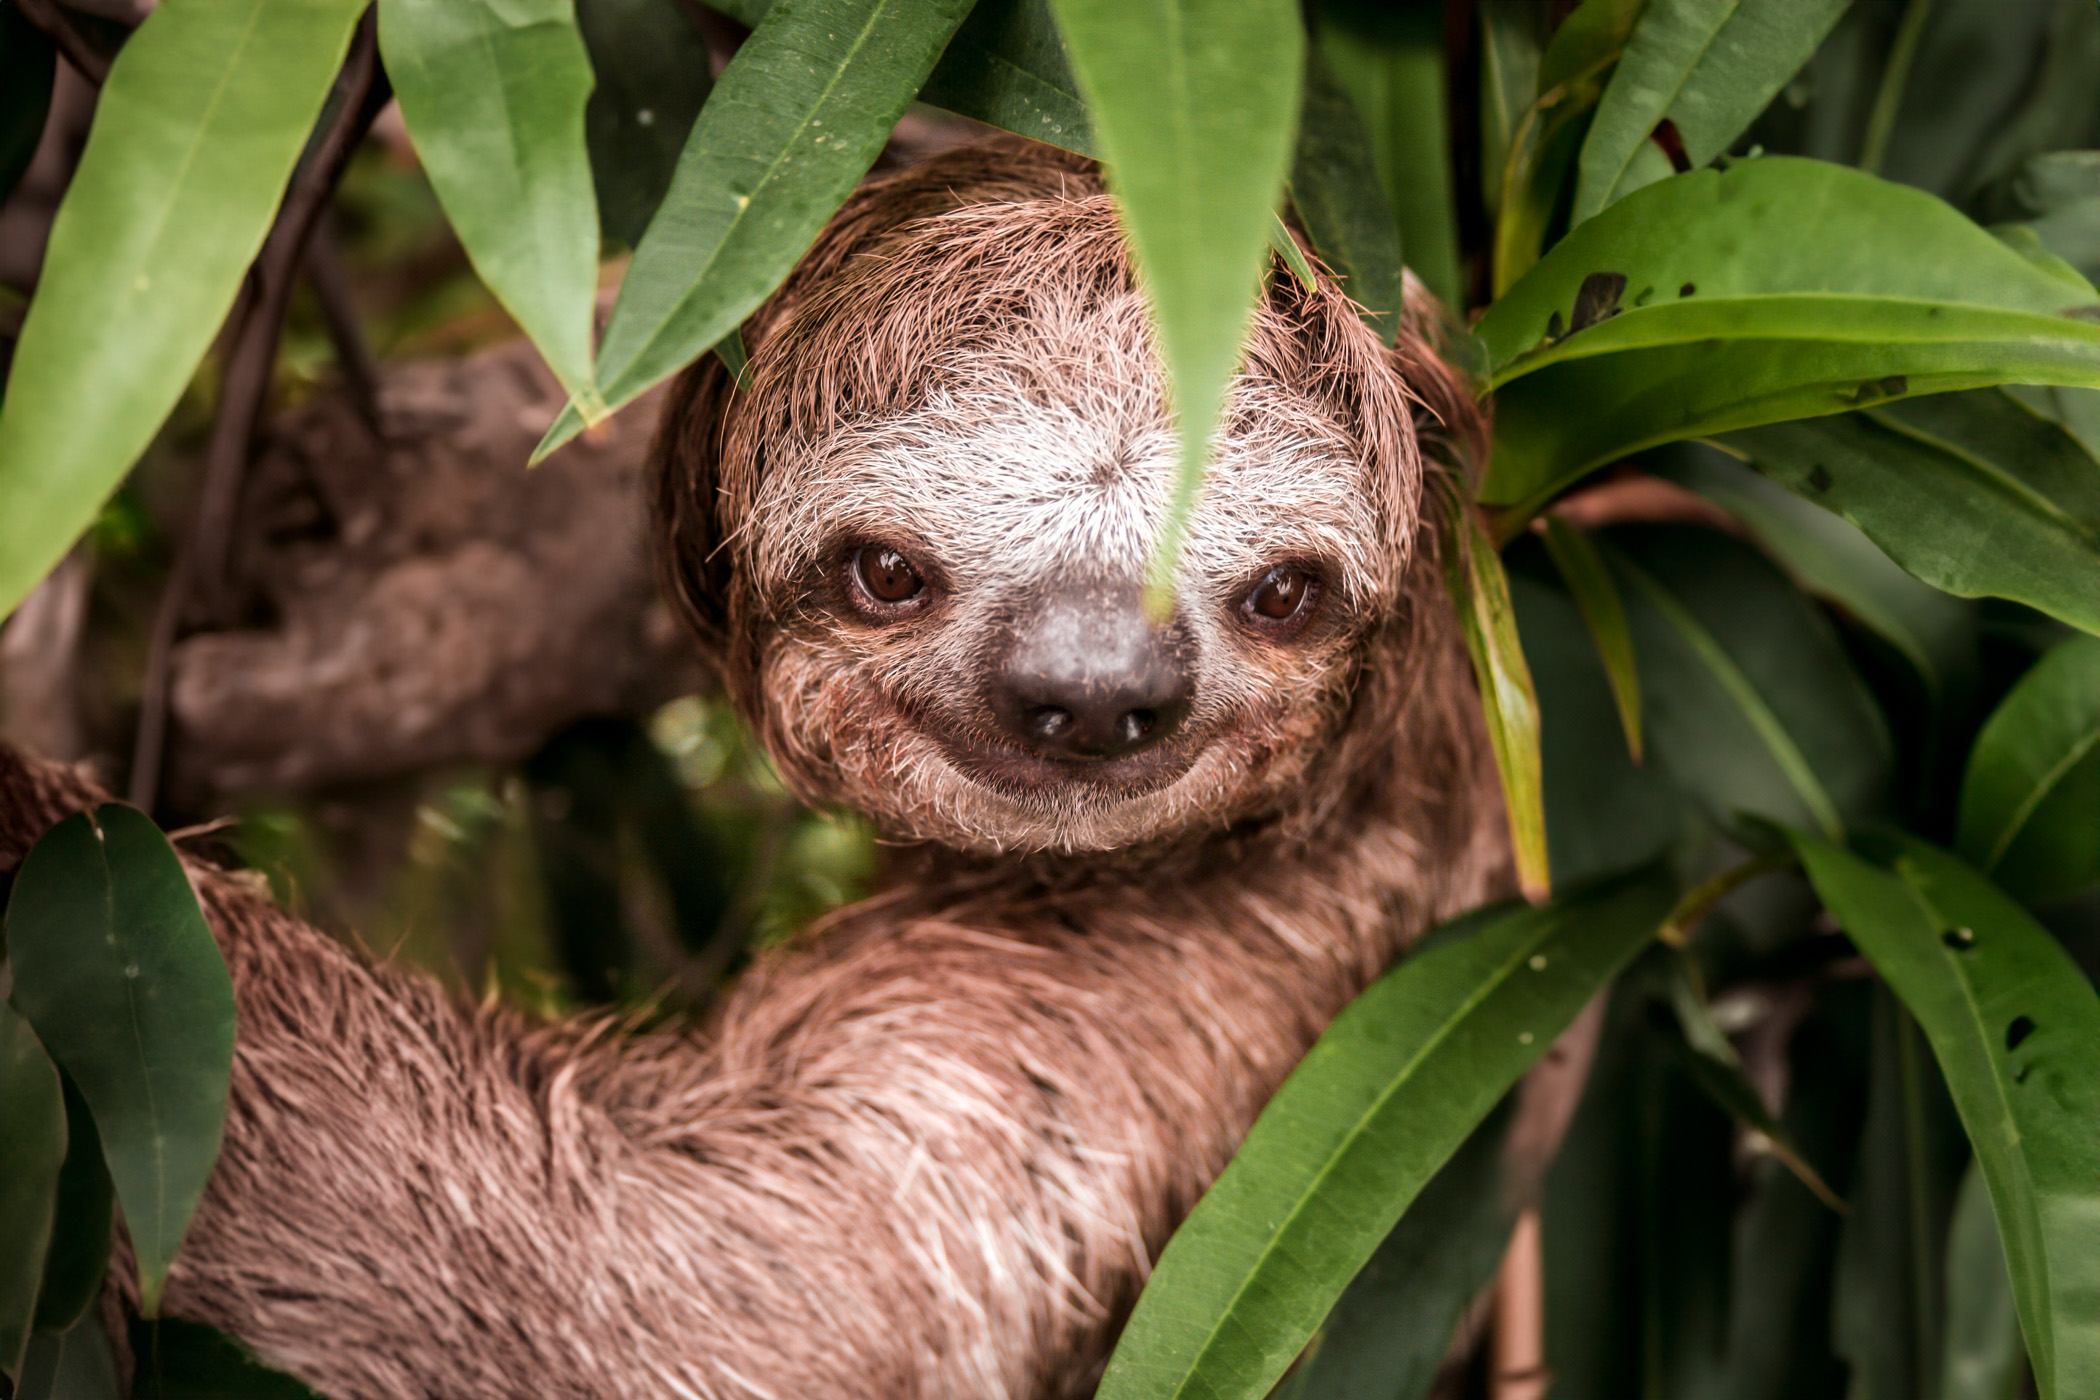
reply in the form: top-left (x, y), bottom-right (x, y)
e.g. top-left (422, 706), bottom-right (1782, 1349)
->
top-left (1, 1), bottom-right (2099, 1399)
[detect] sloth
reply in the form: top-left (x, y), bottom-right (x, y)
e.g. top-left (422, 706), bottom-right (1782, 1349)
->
top-left (0, 136), bottom-right (1508, 1398)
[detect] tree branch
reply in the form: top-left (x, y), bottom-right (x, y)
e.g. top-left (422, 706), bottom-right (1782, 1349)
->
top-left (15, 0), bottom-right (110, 86)
top-left (130, 7), bottom-right (384, 809)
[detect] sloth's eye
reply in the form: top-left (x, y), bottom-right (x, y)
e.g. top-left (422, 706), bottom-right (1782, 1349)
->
top-left (853, 545), bottom-right (926, 605)
top-left (1241, 565), bottom-right (1317, 629)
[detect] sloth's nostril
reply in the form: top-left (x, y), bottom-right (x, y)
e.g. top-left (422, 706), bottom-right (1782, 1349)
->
top-left (993, 586), bottom-right (1193, 763)
top-left (1029, 706), bottom-right (1074, 742)
top-left (1117, 710), bottom-right (1155, 747)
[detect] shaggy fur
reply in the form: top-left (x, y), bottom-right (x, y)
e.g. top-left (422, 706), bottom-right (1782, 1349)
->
top-left (0, 137), bottom-right (1506, 1398)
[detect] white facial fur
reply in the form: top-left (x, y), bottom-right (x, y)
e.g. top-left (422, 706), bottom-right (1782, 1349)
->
top-left (733, 287), bottom-right (1409, 855)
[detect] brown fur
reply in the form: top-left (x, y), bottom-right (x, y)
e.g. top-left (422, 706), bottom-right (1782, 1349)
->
top-left (0, 137), bottom-right (1505, 1398)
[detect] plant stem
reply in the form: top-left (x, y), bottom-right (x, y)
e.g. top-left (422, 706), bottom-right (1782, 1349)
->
top-left (1859, 0), bottom-right (1932, 175)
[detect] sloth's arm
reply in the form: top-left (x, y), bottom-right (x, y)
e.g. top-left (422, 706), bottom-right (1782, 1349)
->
top-left (0, 741), bottom-right (1340, 1400)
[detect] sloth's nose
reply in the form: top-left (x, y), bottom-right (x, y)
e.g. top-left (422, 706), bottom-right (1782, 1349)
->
top-left (993, 586), bottom-right (1194, 761)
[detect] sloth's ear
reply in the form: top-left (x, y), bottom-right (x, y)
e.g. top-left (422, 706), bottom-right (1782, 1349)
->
top-left (1388, 276), bottom-right (1489, 494)
top-left (649, 351), bottom-right (739, 675)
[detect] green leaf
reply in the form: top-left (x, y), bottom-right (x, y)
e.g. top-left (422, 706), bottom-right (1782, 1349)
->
top-left (1477, 1), bottom-right (1543, 222)
top-left (379, 0), bottom-right (605, 416)
top-left (0, 0), bottom-right (55, 207)
top-left (1275, 1100), bottom-right (1523, 1400)
top-left (577, 0), bottom-right (715, 250)
top-left (1490, 0), bottom-right (1642, 296)
top-left (1876, 0), bottom-right (2098, 202)
top-left (1979, 151), bottom-right (2100, 285)
top-left (1572, 0), bottom-right (1850, 224)
top-left (0, 1001), bottom-right (64, 1385)
top-left (1317, 9), bottom-right (1460, 311)
top-left (1606, 526), bottom-right (1891, 841)
top-left (1790, 832), bottom-right (2100, 1400)
top-left (1942, 1156), bottom-right (2030, 1400)
top-left (1658, 443), bottom-right (1977, 704)
top-left (535, 0), bottom-right (977, 459)
top-left (1096, 867), bottom-right (1676, 1400)
top-left (1539, 514), bottom-right (1642, 761)
top-left (1510, 571), bottom-right (1679, 888)
top-left (1448, 500), bottom-right (1550, 901)
top-left (16, 1316), bottom-right (122, 1400)
top-left (5, 806), bottom-right (236, 1318)
top-left (919, 0), bottom-right (1093, 156)
top-left (1288, 43), bottom-right (1402, 343)
top-left (1265, 215), bottom-right (1316, 295)
top-left (1721, 388), bottom-right (2100, 637)
top-left (1657, 954), bottom-right (1845, 1212)
top-left (0, 0), bottom-right (369, 624)
top-left (1049, 0), bottom-right (1302, 606)
top-left (133, 1319), bottom-right (323, 1400)
top-left (32, 1077), bottom-right (114, 1336)
top-left (1475, 158), bottom-right (2100, 524)
top-left (1957, 635), bottom-right (2100, 904)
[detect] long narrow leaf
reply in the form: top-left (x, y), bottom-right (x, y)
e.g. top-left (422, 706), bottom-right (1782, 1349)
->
top-left (1943, 1157), bottom-right (2030, 1400)
top-left (1608, 530), bottom-right (1891, 840)
top-left (1661, 444), bottom-right (1976, 704)
top-left (1048, 0), bottom-right (1302, 607)
top-left (1791, 833), bottom-right (2100, 1400)
top-left (919, 0), bottom-right (1092, 155)
top-left (1476, 158), bottom-right (2100, 525)
top-left (1957, 635), bottom-right (2100, 903)
top-left (577, 0), bottom-right (716, 250)
top-left (534, 0), bottom-right (976, 458)
top-left (1097, 868), bottom-right (1677, 1400)
top-left (0, 1002), bottom-right (64, 1385)
top-left (1540, 515), bottom-right (1642, 760)
top-left (1450, 500), bottom-right (1550, 900)
top-left (1572, 0), bottom-right (1850, 223)
top-left (1289, 44), bottom-right (1403, 344)
top-left (0, 0), bottom-right (368, 622)
top-left (1723, 388), bottom-right (2100, 636)
top-left (5, 806), bottom-right (236, 1318)
top-left (1318, 11), bottom-right (1460, 312)
top-left (380, 0), bottom-right (604, 414)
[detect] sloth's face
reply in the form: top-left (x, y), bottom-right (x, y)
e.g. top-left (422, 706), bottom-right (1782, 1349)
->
top-left (737, 353), bottom-right (1412, 855)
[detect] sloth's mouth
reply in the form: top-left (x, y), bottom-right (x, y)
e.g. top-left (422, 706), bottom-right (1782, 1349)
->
top-left (933, 731), bottom-right (1205, 802)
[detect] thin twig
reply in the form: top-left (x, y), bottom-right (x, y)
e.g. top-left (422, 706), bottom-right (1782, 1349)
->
top-left (304, 223), bottom-right (384, 438)
top-left (15, 0), bottom-right (110, 86)
top-left (129, 8), bottom-right (382, 810)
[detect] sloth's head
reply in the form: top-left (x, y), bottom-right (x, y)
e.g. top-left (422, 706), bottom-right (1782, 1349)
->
top-left (652, 138), bottom-right (1480, 856)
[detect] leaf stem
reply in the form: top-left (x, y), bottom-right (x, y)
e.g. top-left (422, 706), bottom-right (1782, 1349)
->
top-left (1859, 0), bottom-right (1932, 175)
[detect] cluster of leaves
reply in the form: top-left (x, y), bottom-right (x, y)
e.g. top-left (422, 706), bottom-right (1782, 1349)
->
top-left (1, 1), bottom-right (2098, 1399)
top-left (0, 806), bottom-right (290, 1397)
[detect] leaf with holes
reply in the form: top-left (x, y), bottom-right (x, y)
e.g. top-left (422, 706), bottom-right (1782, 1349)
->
top-left (1096, 867), bottom-right (1675, 1400)
top-left (1657, 444), bottom-right (1977, 706)
top-left (1476, 158), bottom-right (2100, 528)
top-left (0, 0), bottom-right (369, 622)
top-left (1721, 388), bottom-right (2100, 637)
top-left (5, 806), bottom-right (235, 1318)
top-left (1958, 635), bottom-right (2100, 904)
top-left (1790, 832), bottom-right (2100, 1400)
top-left (1571, 0), bottom-right (1850, 223)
